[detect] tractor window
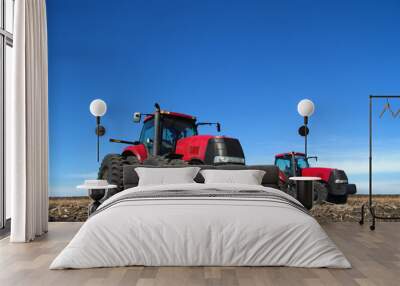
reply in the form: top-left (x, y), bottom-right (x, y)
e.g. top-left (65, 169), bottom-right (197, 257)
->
top-left (296, 157), bottom-right (310, 169)
top-left (140, 117), bottom-right (197, 155)
top-left (160, 117), bottom-right (197, 154)
top-left (275, 158), bottom-right (292, 177)
top-left (161, 128), bottom-right (175, 154)
top-left (162, 117), bottom-right (197, 139)
top-left (139, 120), bottom-right (154, 153)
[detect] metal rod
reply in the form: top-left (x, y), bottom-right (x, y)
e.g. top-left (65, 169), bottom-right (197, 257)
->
top-left (97, 132), bottom-right (99, 162)
top-left (370, 95), bottom-right (400, 98)
top-left (369, 96), bottom-right (372, 207)
top-left (304, 116), bottom-right (308, 157)
top-left (96, 116), bottom-right (100, 162)
top-left (109, 139), bottom-right (137, 145)
top-left (305, 132), bottom-right (307, 157)
top-left (153, 103), bottom-right (161, 156)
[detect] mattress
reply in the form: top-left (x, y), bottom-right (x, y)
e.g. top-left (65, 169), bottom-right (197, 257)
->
top-left (50, 183), bottom-right (351, 269)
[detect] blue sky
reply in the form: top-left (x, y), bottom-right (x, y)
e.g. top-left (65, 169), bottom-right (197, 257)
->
top-left (47, 0), bottom-right (400, 196)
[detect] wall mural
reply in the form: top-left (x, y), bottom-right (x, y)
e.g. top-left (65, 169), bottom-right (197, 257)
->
top-left (47, 0), bottom-right (400, 222)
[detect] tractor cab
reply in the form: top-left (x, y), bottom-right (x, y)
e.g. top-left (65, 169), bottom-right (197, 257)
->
top-left (139, 112), bottom-right (198, 156)
top-left (274, 152), bottom-right (312, 178)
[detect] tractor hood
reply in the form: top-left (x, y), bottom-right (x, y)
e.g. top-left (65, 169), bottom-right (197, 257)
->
top-left (303, 167), bottom-right (356, 196)
top-left (176, 135), bottom-right (245, 165)
top-left (301, 167), bottom-right (337, 182)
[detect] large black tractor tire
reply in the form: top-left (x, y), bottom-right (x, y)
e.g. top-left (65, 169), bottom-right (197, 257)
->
top-left (168, 159), bottom-right (188, 166)
top-left (98, 154), bottom-right (125, 197)
top-left (278, 175), bottom-right (290, 194)
top-left (284, 183), bottom-right (296, 198)
top-left (284, 182), bottom-right (327, 205)
top-left (327, 194), bottom-right (348, 204)
top-left (143, 155), bottom-right (187, 166)
top-left (125, 155), bottom-right (140, 165)
top-left (313, 182), bottom-right (328, 205)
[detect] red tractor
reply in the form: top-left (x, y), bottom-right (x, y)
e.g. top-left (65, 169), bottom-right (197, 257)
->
top-left (275, 152), bottom-right (357, 204)
top-left (99, 103), bottom-right (245, 194)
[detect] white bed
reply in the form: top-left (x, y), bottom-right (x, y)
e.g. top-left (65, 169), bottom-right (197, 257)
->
top-left (50, 183), bottom-right (351, 269)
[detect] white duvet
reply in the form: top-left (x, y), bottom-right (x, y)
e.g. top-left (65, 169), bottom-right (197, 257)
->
top-left (50, 183), bottom-right (351, 269)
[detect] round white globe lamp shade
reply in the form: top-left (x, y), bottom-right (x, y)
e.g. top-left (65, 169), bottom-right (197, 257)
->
top-left (297, 99), bottom-right (315, 117)
top-left (90, 99), bottom-right (107, 117)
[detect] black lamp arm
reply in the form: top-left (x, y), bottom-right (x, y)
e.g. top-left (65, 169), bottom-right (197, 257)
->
top-left (109, 138), bottom-right (139, 145)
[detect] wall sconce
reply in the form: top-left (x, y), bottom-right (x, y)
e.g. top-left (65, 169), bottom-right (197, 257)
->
top-left (90, 99), bottom-right (107, 162)
top-left (297, 99), bottom-right (315, 157)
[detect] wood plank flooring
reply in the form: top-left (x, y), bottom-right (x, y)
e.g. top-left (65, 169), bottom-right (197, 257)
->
top-left (0, 222), bottom-right (399, 286)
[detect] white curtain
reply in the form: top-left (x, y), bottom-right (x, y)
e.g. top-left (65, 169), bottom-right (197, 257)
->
top-left (8, 0), bottom-right (48, 242)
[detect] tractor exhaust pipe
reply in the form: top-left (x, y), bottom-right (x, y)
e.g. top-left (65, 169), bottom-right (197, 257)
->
top-left (153, 103), bottom-right (162, 156)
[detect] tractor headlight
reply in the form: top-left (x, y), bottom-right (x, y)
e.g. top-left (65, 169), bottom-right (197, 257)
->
top-left (335, 179), bottom-right (348, 184)
top-left (214, 156), bottom-right (245, 164)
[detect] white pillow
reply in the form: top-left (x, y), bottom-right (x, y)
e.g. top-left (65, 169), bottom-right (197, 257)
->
top-left (135, 167), bottom-right (201, 186)
top-left (200, 169), bottom-right (265, 185)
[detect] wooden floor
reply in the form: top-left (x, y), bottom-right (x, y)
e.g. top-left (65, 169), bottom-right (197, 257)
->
top-left (0, 222), bottom-right (399, 286)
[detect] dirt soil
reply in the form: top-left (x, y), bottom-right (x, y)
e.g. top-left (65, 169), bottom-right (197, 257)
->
top-left (49, 197), bottom-right (90, 222)
top-left (49, 195), bottom-right (400, 223)
top-left (311, 195), bottom-right (400, 223)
